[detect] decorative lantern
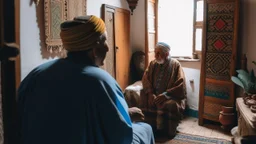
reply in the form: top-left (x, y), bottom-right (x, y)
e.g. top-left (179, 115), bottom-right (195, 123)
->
top-left (126, 0), bottom-right (139, 15)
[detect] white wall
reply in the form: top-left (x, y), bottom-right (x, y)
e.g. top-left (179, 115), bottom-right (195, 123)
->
top-left (240, 0), bottom-right (256, 72)
top-left (181, 62), bottom-right (201, 110)
top-left (20, 2), bottom-right (58, 79)
top-left (86, 0), bottom-right (128, 16)
top-left (130, 0), bottom-right (146, 53)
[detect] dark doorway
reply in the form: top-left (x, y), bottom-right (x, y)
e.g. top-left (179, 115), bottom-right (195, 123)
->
top-left (0, 0), bottom-right (20, 144)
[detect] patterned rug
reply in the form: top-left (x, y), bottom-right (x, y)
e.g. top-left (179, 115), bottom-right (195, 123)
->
top-left (156, 133), bottom-right (232, 144)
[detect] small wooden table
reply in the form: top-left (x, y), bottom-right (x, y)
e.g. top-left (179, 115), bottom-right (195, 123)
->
top-left (236, 98), bottom-right (256, 136)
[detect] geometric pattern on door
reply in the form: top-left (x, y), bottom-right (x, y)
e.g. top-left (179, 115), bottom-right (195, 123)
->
top-left (207, 3), bottom-right (234, 53)
top-left (203, 101), bottom-right (223, 121)
top-left (204, 82), bottom-right (231, 100)
top-left (205, 53), bottom-right (231, 80)
top-left (207, 34), bottom-right (233, 52)
top-left (208, 3), bottom-right (234, 13)
top-left (205, 2), bottom-right (235, 81)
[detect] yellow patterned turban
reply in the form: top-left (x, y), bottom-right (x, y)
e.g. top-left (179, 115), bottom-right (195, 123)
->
top-left (60, 15), bottom-right (106, 52)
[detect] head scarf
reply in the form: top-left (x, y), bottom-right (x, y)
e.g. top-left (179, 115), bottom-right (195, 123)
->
top-left (60, 15), bottom-right (106, 52)
top-left (155, 42), bottom-right (171, 53)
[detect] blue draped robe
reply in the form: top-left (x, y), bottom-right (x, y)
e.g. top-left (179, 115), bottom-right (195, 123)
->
top-left (18, 58), bottom-right (154, 144)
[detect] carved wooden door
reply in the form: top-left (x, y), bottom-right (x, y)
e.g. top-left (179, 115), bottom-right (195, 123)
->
top-left (102, 5), bottom-right (116, 78)
top-left (102, 5), bottom-right (131, 90)
top-left (199, 0), bottom-right (239, 125)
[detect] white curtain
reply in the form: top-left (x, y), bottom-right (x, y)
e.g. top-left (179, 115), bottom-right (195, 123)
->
top-left (158, 0), bottom-right (194, 57)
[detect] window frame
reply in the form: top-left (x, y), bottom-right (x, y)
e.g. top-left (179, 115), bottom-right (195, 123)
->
top-left (150, 0), bottom-right (205, 59)
top-left (193, 0), bottom-right (204, 55)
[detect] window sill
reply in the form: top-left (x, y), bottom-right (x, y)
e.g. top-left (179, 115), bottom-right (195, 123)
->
top-left (175, 57), bottom-right (200, 62)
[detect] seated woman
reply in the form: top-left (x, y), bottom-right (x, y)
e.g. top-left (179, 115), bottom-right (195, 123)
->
top-left (141, 42), bottom-right (187, 138)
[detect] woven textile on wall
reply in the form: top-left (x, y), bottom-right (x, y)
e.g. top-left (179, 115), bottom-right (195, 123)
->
top-left (204, 2), bottom-right (235, 99)
top-left (206, 2), bottom-right (234, 81)
top-left (44, 0), bottom-right (87, 53)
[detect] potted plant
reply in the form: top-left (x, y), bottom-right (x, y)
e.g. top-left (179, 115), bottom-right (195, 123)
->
top-left (231, 61), bottom-right (256, 107)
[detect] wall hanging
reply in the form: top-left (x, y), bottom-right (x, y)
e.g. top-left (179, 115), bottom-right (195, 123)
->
top-left (44, 0), bottom-right (87, 53)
